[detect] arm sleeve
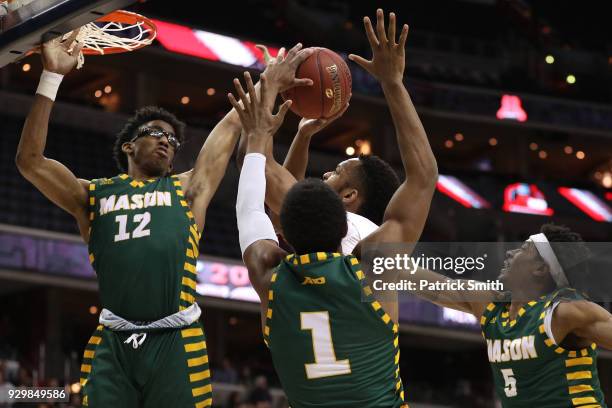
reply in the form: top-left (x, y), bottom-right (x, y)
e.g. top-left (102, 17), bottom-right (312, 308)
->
top-left (236, 153), bottom-right (278, 256)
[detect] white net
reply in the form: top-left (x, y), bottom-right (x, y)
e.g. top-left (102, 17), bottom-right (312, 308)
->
top-left (65, 13), bottom-right (156, 69)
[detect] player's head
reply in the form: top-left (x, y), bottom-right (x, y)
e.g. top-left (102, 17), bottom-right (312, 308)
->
top-left (280, 178), bottom-right (348, 254)
top-left (322, 154), bottom-right (400, 225)
top-left (499, 224), bottom-right (589, 294)
top-left (114, 106), bottom-right (186, 176)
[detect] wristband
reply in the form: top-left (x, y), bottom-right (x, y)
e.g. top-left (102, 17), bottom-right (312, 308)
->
top-left (36, 70), bottom-right (64, 101)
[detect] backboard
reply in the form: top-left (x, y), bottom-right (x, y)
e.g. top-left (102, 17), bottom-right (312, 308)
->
top-left (0, 0), bottom-right (134, 68)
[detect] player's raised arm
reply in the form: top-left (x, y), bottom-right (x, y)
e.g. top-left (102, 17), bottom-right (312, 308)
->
top-left (231, 73), bottom-right (291, 299)
top-left (552, 300), bottom-right (612, 350)
top-left (15, 35), bottom-right (91, 239)
top-left (283, 104), bottom-right (349, 181)
top-left (352, 9), bottom-right (437, 247)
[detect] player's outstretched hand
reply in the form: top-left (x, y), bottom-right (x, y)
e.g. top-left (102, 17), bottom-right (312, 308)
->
top-left (257, 43), bottom-right (314, 92)
top-left (41, 30), bottom-right (83, 75)
top-left (297, 100), bottom-right (350, 138)
top-left (228, 71), bottom-right (292, 149)
top-left (348, 9), bottom-right (408, 84)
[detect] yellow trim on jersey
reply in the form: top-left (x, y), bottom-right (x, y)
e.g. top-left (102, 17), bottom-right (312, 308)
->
top-left (195, 399), bottom-right (212, 408)
top-left (566, 357), bottom-right (593, 367)
top-left (187, 355), bottom-right (208, 367)
top-left (83, 350), bottom-right (95, 359)
top-left (182, 276), bottom-right (197, 290)
top-left (566, 371), bottom-right (592, 380)
top-left (181, 327), bottom-right (204, 338)
top-left (189, 370), bottom-right (211, 382)
top-left (572, 397), bottom-right (598, 406)
top-left (184, 341), bottom-right (206, 352)
top-left (569, 384), bottom-right (594, 394)
top-left (192, 384), bottom-right (212, 397)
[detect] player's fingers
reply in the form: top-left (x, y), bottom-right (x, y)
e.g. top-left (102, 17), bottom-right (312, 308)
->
top-left (244, 71), bottom-right (257, 105)
top-left (348, 54), bottom-right (371, 71)
top-left (291, 48), bottom-right (314, 67)
top-left (233, 78), bottom-right (250, 111)
top-left (293, 78), bottom-right (314, 87)
top-left (256, 44), bottom-right (272, 64)
top-left (398, 24), bottom-right (409, 48)
top-left (72, 41), bottom-right (84, 57)
top-left (259, 75), bottom-right (267, 106)
top-left (63, 29), bottom-right (80, 49)
top-left (276, 47), bottom-right (286, 62)
top-left (286, 43), bottom-right (302, 61)
top-left (228, 93), bottom-right (246, 122)
top-left (275, 100), bottom-right (292, 122)
top-left (388, 12), bottom-right (396, 45)
top-left (376, 9), bottom-right (388, 44)
top-left (363, 17), bottom-right (379, 48)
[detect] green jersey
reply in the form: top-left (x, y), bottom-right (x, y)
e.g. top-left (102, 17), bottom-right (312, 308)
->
top-left (264, 252), bottom-right (407, 408)
top-left (481, 288), bottom-right (606, 408)
top-left (87, 174), bottom-right (200, 321)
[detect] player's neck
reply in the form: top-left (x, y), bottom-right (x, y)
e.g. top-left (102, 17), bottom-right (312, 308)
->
top-left (127, 166), bottom-right (164, 181)
top-left (507, 285), bottom-right (546, 319)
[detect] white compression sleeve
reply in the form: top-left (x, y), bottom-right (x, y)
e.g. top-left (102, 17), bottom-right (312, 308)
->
top-left (237, 153), bottom-right (278, 256)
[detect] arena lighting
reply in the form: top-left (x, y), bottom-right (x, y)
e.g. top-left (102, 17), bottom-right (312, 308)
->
top-left (545, 55), bottom-right (555, 64)
top-left (564, 145), bottom-right (573, 154)
top-left (444, 140), bottom-right (454, 148)
top-left (436, 175), bottom-right (491, 209)
top-left (529, 142), bottom-right (538, 151)
top-left (104, 85), bottom-right (112, 94)
top-left (345, 146), bottom-right (355, 156)
top-left (94, 90), bottom-right (102, 98)
top-left (206, 87), bottom-right (216, 96)
top-left (454, 133), bottom-right (464, 141)
top-left (71, 383), bottom-right (81, 394)
top-left (558, 187), bottom-right (612, 222)
top-left (503, 183), bottom-right (554, 216)
top-left (181, 96), bottom-right (190, 105)
top-left (489, 137), bottom-right (498, 146)
top-left (153, 19), bottom-right (280, 67)
top-left (576, 150), bottom-right (586, 159)
top-left (566, 74), bottom-right (576, 84)
top-left (538, 150), bottom-right (548, 159)
top-left (21, 63), bottom-right (30, 72)
top-left (496, 94), bottom-right (527, 122)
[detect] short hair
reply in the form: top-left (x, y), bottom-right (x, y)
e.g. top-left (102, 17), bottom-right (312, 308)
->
top-left (281, 178), bottom-right (348, 254)
top-left (113, 106), bottom-right (186, 172)
top-left (353, 155), bottom-right (400, 225)
top-left (540, 223), bottom-right (590, 290)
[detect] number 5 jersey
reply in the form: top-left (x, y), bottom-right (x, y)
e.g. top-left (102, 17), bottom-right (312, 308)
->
top-left (481, 288), bottom-right (606, 408)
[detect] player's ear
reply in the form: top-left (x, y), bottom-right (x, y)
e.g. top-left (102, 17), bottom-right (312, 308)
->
top-left (122, 141), bottom-right (134, 155)
top-left (340, 187), bottom-right (358, 205)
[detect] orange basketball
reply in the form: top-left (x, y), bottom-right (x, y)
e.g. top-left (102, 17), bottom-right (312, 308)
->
top-left (281, 47), bottom-right (352, 119)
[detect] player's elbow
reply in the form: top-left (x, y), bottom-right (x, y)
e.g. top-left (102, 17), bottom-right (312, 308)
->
top-left (15, 150), bottom-right (42, 176)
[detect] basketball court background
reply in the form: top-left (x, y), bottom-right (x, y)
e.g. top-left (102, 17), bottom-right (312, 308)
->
top-left (0, 0), bottom-right (611, 407)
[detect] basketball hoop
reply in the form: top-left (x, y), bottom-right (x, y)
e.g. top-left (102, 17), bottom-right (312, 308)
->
top-left (60, 10), bottom-right (157, 68)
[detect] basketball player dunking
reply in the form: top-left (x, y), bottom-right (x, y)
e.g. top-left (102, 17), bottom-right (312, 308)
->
top-left (233, 10), bottom-right (437, 407)
top-left (15, 34), bottom-right (311, 407)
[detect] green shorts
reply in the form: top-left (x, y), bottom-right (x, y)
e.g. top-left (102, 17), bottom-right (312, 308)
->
top-left (79, 322), bottom-right (212, 408)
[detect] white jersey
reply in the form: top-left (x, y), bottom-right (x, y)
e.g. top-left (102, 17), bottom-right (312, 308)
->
top-left (341, 211), bottom-right (378, 254)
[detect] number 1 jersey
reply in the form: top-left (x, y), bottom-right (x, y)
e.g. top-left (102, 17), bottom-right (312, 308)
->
top-left (87, 174), bottom-right (200, 321)
top-left (264, 252), bottom-right (407, 408)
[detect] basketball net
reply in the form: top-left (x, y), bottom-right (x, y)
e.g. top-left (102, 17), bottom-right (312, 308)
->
top-left (70, 17), bottom-right (154, 68)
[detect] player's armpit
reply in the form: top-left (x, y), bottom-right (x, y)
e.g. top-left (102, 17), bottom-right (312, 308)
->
top-left (243, 241), bottom-right (286, 301)
top-left (553, 300), bottom-right (612, 350)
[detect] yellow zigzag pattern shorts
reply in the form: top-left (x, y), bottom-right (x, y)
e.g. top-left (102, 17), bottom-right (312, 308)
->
top-left (79, 322), bottom-right (212, 408)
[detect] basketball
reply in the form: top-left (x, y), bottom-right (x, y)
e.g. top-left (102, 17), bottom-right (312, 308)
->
top-left (281, 47), bottom-right (352, 119)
